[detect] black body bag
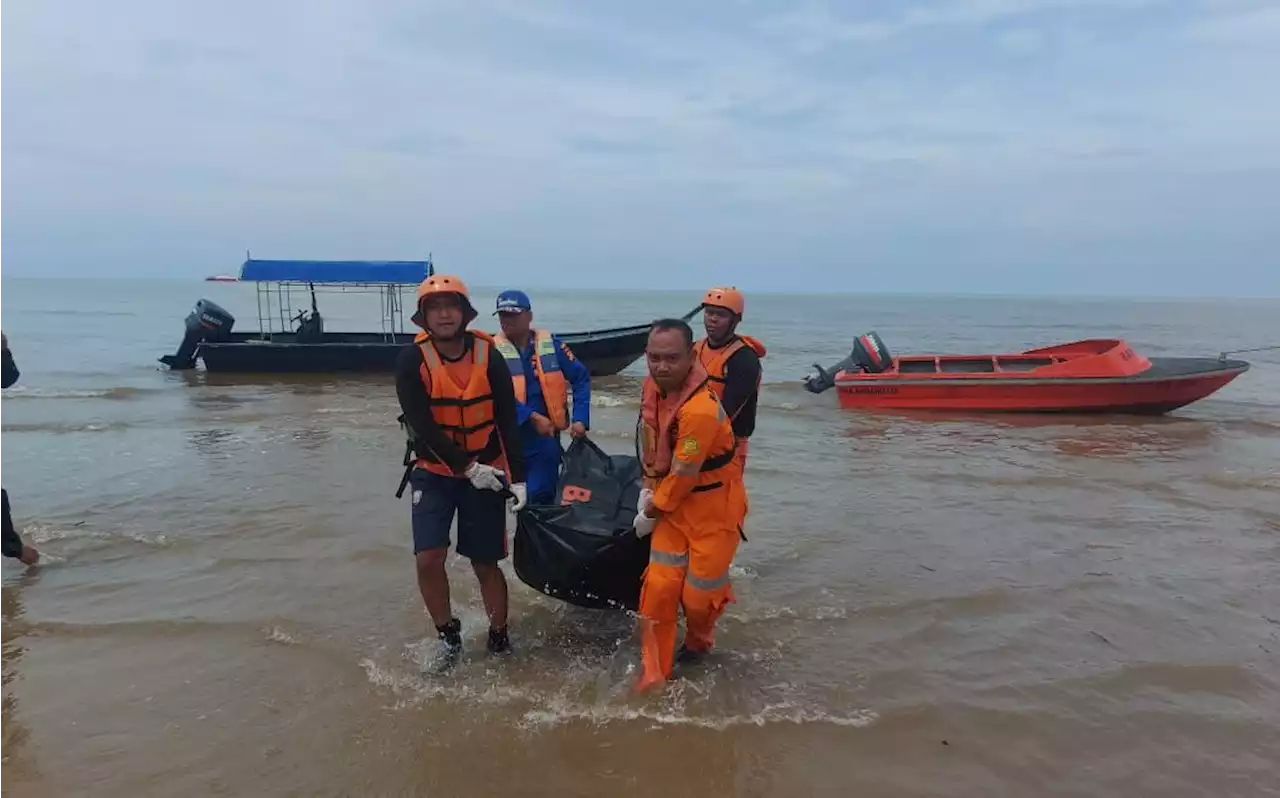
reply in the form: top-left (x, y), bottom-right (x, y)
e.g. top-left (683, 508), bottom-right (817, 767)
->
top-left (513, 437), bottom-right (650, 611)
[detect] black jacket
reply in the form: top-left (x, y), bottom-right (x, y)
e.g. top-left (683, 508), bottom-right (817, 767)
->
top-left (716, 344), bottom-right (762, 439)
top-left (2, 490), bottom-right (22, 559)
top-left (2, 348), bottom-right (24, 558)
top-left (0, 348), bottom-right (16, 391)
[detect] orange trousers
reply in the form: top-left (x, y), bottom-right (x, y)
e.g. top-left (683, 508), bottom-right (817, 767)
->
top-left (635, 514), bottom-right (741, 691)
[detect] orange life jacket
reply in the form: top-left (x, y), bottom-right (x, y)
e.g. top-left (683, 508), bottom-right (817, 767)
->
top-left (412, 330), bottom-right (506, 477)
top-left (637, 362), bottom-right (736, 482)
top-left (493, 329), bottom-right (569, 431)
top-left (693, 335), bottom-right (766, 421)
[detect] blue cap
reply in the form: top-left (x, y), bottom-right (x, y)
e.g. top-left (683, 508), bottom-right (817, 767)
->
top-left (494, 289), bottom-right (532, 315)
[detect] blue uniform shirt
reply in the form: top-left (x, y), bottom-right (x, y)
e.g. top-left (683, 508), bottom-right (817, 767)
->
top-left (512, 334), bottom-right (592, 448)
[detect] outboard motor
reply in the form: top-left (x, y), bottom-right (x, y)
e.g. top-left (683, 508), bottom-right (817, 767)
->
top-left (159, 299), bottom-right (235, 370)
top-left (851, 331), bottom-right (893, 374)
top-left (802, 330), bottom-right (894, 393)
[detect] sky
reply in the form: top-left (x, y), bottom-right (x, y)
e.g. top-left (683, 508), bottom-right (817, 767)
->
top-left (2, 0), bottom-right (1279, 295)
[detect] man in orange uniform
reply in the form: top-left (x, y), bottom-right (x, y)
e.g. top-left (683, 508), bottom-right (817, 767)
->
top-left (395, 274), bottom-right (528, 675)
top-left (693, 287), bottom-right (765, 477)
top-left (632, 318), bottom-right (747, 690)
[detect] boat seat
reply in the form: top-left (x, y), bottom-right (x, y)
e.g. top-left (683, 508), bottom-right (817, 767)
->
top-left (996, 357), bottom-right (1054, 372)
top-left (898, 359), bottom-right (937, 374)
top-left (296, 311), bottom-right (325, 343)
top-left (939, 358), bottom-right (996, 374)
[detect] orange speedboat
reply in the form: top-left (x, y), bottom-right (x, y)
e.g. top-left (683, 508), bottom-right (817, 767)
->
top-left (803, 333), bottom-right (1250, 414)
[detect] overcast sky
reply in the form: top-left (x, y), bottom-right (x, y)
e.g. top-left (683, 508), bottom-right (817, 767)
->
top-left (3, 0), bottom-right (1278, 295)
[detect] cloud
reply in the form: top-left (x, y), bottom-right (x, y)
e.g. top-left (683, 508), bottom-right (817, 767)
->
top-left (2, 0), bottom-right (1278, 294)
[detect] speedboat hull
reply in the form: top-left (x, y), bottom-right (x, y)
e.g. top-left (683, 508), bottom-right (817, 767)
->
top-left (807, 336), bottom-right (1251, 415)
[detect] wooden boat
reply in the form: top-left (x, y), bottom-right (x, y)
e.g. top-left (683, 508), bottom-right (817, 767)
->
top-left (803, 332), bottom-right (1250, 414)
top-left (161, 258), bottom-right (695, 377)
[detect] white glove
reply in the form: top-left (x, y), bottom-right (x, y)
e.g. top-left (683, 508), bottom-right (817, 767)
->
top-left (465, 462), bottom-right (506, 492)
top-left (633, 509), bottom-right (656, 539)
top-left (508, 483), bottom-right (527, 512)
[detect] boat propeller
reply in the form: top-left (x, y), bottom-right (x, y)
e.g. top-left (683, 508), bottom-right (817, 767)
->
top-left (803, 354), bottom-right (857, 394)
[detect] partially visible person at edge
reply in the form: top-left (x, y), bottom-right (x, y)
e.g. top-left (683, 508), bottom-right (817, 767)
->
top-left (631, 318), bottom-right (746, 691)
top-left (2, 332), bottom-right (40, 567)
top-left (694, 287), bottom-right (765, 481)
top-left (394, 275), bottom-right (528, 674)
top-left (492, 289), bottom-right (592, 505)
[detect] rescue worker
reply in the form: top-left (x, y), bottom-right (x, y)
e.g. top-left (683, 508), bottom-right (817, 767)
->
top-left (632, 318), bottom-right (747, 691)
top-left (395, 275), bottom-right (528, 675)
top-left (492, 289), bottom-right (593, 505)
top-left (694, 287), bottom-right (765, 477)
top-left (2, 332), bottom-right (40, 567)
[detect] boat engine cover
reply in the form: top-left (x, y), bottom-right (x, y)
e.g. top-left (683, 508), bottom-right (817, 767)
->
top-left (852, 331), bottom-right (893, 373)
top-left (188, 299), bottom-right (236, 342)
top-left (160, 299), bottom-right (237, 370)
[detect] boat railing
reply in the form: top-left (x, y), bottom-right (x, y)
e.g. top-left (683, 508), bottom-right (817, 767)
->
top-left (250, 280), bottom-right (417, 342)
top-left (239, 256), bottom-right (433, 343)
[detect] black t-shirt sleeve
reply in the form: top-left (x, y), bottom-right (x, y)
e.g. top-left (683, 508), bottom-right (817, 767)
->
top-left (395, 344), bottom-right (472, 474)
top-left (721, 346), bottom-right (761, 436)
top-left (487, 353), bottom-right (527, 484)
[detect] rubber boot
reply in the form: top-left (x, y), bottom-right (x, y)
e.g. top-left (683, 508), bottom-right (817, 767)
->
top-left (424, 618), bottom-right (463, 675)
top-left (674, 644), bottom-right (707, 668)
top-left (487, 625), bottom-right (511, 655)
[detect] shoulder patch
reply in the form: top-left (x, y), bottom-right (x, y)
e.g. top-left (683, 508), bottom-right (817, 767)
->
top-left (680, 437), bottom-right (700, 456)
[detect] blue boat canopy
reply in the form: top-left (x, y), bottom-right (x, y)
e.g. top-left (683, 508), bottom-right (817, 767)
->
top-left (239, 259), bottom-right (431, 285)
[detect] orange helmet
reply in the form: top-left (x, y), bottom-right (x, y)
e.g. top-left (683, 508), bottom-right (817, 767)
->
top-left (701, 286), bottom-right (745, 318)
top-left (417, 273), bottom-right (471, 302)
top-left (414, 274), bottom-right (476, 324)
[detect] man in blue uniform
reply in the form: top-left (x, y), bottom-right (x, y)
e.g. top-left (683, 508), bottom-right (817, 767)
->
top-left (492, 290), bottom-right (592, 505)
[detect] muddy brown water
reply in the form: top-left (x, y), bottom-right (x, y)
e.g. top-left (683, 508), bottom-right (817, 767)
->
top-left (3, 280), bottom-right (1279, 796)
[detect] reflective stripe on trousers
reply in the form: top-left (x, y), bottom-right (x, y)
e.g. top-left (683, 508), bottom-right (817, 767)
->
top-left (636, 521), bottom-right (740, 691)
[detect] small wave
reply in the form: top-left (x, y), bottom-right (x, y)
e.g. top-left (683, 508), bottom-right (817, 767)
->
top-left (1220, 418), bottom-right (1280, 437)
top-left (519, 699), bottom-right (878, 731)
top-left (0, 386), bottom-right (159, 401)
top-left (20, 523), bottom-right (173, 549)
top-left (312, 406), bottom-right (372, 415)
top-left (359, 657), bottom-right (537, 708)
top-left (263, 625), bottom-right (300, 645)
top-left (591, 393), bottom-right (635, 408)
top-left (357, 657), bottom-right (877, 731)
top-left (1203, 472), bottom-right (1280, 492)
top-left (26, 617), bottom-right (257, 640)
top-left (739, 606), bottom-right (848, 622)
top-left (2, 420), bottom-right (134, 434)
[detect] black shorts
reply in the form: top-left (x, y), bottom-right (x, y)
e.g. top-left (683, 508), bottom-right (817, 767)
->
top-left (409, 469), bottom-right (508, 563)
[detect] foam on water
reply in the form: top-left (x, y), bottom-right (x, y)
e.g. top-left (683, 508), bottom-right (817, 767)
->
top-left (20, 523), bottom-right (173, 549)
top-left (519, 699), bottom-right (879, 731)
top-left (2, 385), bottom-right (159, 400)
top-left (357, 653), bottom-right (879, 732)
top-left (263, 625), bottom-right (300, 645)
top-left (590, 393), bottom-right (633, 408)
